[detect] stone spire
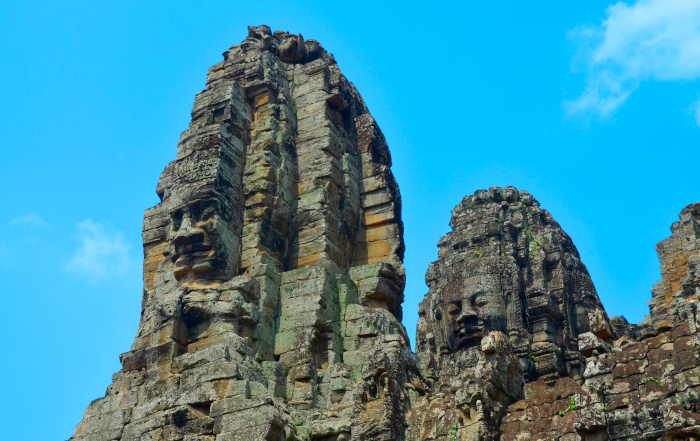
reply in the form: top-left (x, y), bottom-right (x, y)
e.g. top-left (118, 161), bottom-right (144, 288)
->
top-left (416, 187), bottom-right (614, 385)
top-left (71, 25), bottom-right (412, 441)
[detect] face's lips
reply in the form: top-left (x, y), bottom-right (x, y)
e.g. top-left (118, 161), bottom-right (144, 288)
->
top-left (173, 242), bottom-right (214, 263)
top-left (173, 248), bottom-right (215, 279)
top-left (453, 330), bottom-right (484, 350)
top-left (192, 257), bottom-right (223, 274)
top-left (452, 316), bottom-right (483, 350)
top-left (174, 251), bottom-right (211, 265)
top-left (173, 256), bottom-right (192, 279)
top-left (457, 325), bottom-right (483, 335)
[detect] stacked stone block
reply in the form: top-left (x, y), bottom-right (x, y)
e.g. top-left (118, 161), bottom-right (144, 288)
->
top-left (649, 203), bottom-right (700, 331)
top-left (355, 114), bottom-right (404, 270)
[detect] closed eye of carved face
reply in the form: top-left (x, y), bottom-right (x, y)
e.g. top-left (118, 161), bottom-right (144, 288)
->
top-left (189, 200), bottom-right (217, 224)
top-left (199, 204), bottom-right (216, 222)
top-left (473, 295), bottom-right (489, 309)
top-left (172, 209), bottom-right (184, 231)
top-left (447, 301), bottom-right (462, 317)
top-left (171, 201), bottom-right (218, 232)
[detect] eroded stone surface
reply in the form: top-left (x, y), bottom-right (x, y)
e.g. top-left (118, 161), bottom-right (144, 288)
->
top-left (71, 26), bottom-right (700, 441)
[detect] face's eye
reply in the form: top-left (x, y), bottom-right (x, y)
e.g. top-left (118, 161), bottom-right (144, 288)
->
top-left (190, 200), bottom-right (216, 222)
top-left (474, 298), bottom-right (488, 308)
top-left (447, 302), bottom-right (462, 316)
top-left (172, 210), bottom-right (183, 230)
top-left (200, 205), bottom-right (216, 222)
top-left (190, 202), bottom-right (203, 222)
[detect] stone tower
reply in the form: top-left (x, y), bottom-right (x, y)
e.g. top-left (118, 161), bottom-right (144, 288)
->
top-left (71, 26), bottom-right (413, 441)
top-left (415, 187), bottom-right (615, 385)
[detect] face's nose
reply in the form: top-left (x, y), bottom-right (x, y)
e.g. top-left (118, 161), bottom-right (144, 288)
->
top-left (456, 303), bottom-right (478, 324)
top-left (173, 215), bottom-right (203, 248)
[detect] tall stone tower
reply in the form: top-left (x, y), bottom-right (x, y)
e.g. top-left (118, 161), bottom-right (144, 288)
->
top-left (71, 26), bottom-right (413, 441)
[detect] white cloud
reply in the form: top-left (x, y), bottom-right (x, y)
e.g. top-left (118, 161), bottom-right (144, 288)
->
top-left (566, 0), bottom-right (700, 119)
top-left (64, 220), bottom-right (135, 279)
top-left (10, 213), bottom-right (48, 227)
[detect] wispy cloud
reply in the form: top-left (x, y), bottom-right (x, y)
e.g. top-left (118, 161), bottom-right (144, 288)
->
top-left (566, 0), bottom-right (700, 121)
top-left (10, 213), bottom-right (48, 227)
top-left (64, 220), bottom-right (135, 280)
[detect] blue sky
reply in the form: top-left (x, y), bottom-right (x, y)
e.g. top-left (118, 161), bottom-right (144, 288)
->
top-left (2, 0), bottom-right (699, 438)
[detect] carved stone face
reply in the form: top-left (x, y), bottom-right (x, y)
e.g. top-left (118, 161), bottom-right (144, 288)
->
top-left (241, 25), bottom-right (275, 53)
top-left (169, 198), bottom-right (228, 285)
top-left (278, 33), bottom-right (305, 63)
top-left (443, 266), bottom-right (507, 351)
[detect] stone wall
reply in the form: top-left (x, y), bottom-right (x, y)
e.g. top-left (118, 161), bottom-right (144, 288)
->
top-left (499, 320), bottom-right (700, 440)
